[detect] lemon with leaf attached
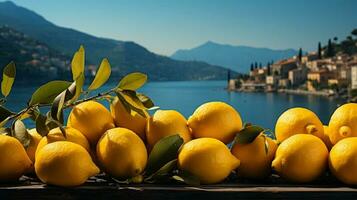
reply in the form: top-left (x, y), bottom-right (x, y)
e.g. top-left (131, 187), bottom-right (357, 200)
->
top-left (178, 138), bottom-right (240, 184)
top-left (96, 127), bottom-right (147, 179)
top-left (329, 137), bottom-right (357, 185)
top-left (328, 103), bottom-right (357, 145)
top-left (275, 107), bottom-right (324, 142)
top-left (146, 110), bottom-right (191, 148)
top-left (0, 134), bottom-right (32, 181)
top-left (110, 97), bottom-right (147, 140)
top-left (35, 141), bottom-right (99, 187)
top-left (36, 127), bottom-right (90, 156)
top-left (231, 131), bottom-right (277, 179)
top-left (188, 102), bottom-right (243, 144)
top-left (67, 100), bottom-right (115, 145)
top-left (272, 134), bottom-right (328, 183)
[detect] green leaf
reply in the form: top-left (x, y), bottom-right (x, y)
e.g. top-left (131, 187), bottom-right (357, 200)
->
top-left (233, 125), bottom-right (264, 145)
top-left (88, 58), bottom-right (111, 90)
top-left (116, 91), bottom-right (148, 118)
top-left (11, 120), bottom-right (31, 148)
top-left (146, 134), bottom-right (184, 175)
top-left (0, 106), bottom-right (14, 122)
top-left (137, 93), bottom-right (154, 109)
top-left (35, 114), bottom-right (49, 137)
top-left (70, 73), bottom-right (84, 103)
top-left (1, 61), bottom-right (16, 97)
top-left (71, 45), bottom-right (85, 80)
top-left (51, 82), bottom-right (76, 123)
top-left (172, 170), bottom-right (200, 186)
top-left (29, 80), bottom-right (71, 106)
top-left (117, 72), bottom-right (147, 91)
top-left (149, 159), bottom-right (178, 179)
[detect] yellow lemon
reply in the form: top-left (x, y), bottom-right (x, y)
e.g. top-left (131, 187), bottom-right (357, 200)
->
top-left (67, 100), bottom-right (115, 145)
top-left (96, 128), bottom-right (147, 178)
top-left (110, 97), bottom-right (147, 140)
top-left (178, 138), bottom-right (240, 184)
top-left (35, 141), bottom-right (99, 187)
top-left (146, 110), bottom-right (191, 148)
top-left (322, 125), bottom-right (333, 150)
top-left (188, 102), bottom-right (243, 144)
top-left (0, 135), bottom-right (32, 181)
top-left (26, 128), bottom-right (42, 163)
top-left (275, 107), bottom-right (324, 142)
top-left (272, 134), bottom-right (328, 183)
top-left (36, 127), bottom-right (90, 156)
top-left (231, 134), bottom-right (277, 179)
top-left (329, 137), bottom-right (357, 185)
top-left (328, 103), bottom-right (357, 145)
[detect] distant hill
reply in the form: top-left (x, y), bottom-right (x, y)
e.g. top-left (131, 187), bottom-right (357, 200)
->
top-left (171, 41), bottom-right (298, 73)
top-left (0, 26), bottom-right (71, 84)
top-left (0, 1), bottom-right (230, 81)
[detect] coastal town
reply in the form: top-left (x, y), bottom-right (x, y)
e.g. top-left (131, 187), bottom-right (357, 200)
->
top-left (228, 32), bottom-right (357, 102)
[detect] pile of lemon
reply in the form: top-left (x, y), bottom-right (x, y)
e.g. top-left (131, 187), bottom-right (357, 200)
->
top-left (1, 99), bottom-right (357, 187)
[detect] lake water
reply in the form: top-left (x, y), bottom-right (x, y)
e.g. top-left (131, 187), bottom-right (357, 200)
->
top-left (5, 80), bottom-right (344, 130)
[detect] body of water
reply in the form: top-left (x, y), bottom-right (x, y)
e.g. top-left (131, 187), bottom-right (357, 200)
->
top-left (6, 80), bottom-right (344, 130)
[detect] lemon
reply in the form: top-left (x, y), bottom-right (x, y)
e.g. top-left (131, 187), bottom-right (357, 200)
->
top-left (96, 127), bottom-right (147, 178)
top-left (178, 138), bottom-right (240, 184)
top-left (35, 141), bottom-right (99, 187)
top-left (0, 135), bottom-right (32, 181)
top-left (26, 128), bottom-right (42, 163)
top-left (322, 125), bottom-right (333, 150)
top-left (275, 107), bottom-right (324, 142)
top-left (67, 100), bottom-right (115, 145)
top-left (328, 103), bottom-right (357, 145)
top-left (36, 127), bottom-right (90, 156)
top-left (146, 110), bottom-right (191, 148)
top-left (329, 137), bottom-right (357, 185)
top-left (231, 134), bottom-right (277, 179)
top-left (272, 134), bottom-right (328, 183)
top-left (110, 97), bottom-right (147, 140)
top-left (188, 102), bottom-right (243, 144)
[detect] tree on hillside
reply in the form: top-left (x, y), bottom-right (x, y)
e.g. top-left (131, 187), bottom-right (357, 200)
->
top-left (298, 48), bottom-right (302, 61)
top-left (267, 62), bottom-right (271, 75)
top-left (259, 63), bottom-right (262, 69)
top-left (254, 62), bottom-right (258, 69)
top-left (352, 29), bottom-right (357, 37)
top-left (326, 39), bottom-right (335, 57)
top-left (250, 63), bottom-right (254, 71)
top-left (333, 37), bottom-right (338, 42)
top-left (318, 42), bottom-right (322, 59)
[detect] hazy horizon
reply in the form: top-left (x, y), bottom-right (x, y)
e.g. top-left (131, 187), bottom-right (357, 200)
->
top-left (2, 0), bottom-right (357, 56)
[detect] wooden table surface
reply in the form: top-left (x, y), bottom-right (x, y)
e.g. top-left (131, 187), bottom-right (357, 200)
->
top-left (1, 175), bottom-right (357, 200)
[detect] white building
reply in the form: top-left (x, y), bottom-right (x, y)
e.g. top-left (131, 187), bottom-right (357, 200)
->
top-left (352, 66), bottom-right (357, 89)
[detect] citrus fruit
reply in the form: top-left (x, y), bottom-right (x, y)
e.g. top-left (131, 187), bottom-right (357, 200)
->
top-left (110, 97), bottom-right (147, 140)
top-left (329, 137), bottom-right (357, 185)
top-left (178, 138), bottom-right (240, 184)
top-left (328, 103), bottom-right (357, 145)
top-left (272, 134), bottom-right (328, 183)
top-left (26, 128), bottom-right (42, 163)
top-left (188, 102), bottom-right (243, 144)
top-left (275, 107), bottom-right (324, 142)
top-left (231, 134), bottom-right (277, 179)
top-left (35, 141), bottom-right (99, 187)
top-left (146, 110), bottom-right (191, 148)
top-left (36, 127), bottom-right (90, 155)
top-left (96, 128), bottom-right (147, 178)
top-left (0, 135), bottom-right (32, 181)
top-left (67, 100), bottom-right (115, 145)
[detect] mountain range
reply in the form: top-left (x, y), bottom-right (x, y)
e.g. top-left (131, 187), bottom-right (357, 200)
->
top-left (0, 1), bottom-right (230, 82)
top-left (171, 41), bottom-right (298, 73)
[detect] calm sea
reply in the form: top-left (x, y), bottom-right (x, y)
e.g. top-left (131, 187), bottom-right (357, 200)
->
top-left (5, 80), bottom-right (344, 130)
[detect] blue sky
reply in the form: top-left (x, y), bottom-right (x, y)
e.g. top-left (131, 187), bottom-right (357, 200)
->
top-left (6, 0), bottom-right (357, 56)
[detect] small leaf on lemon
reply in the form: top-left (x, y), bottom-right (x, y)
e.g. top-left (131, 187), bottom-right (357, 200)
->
top-left (11, 120), bottom-right (31, 148)
top-left (29, 80), bottom-right (71, 105)
top-left (117, 72), bottom-right (147, 91)
top-left (1, 61), bottom-right (16, 97)
top-left (234, 125), bottom-right (264, 145)
top-left (88, 58), bottom-right (111, 90)
top-left (146, 134), bottom-right (183, 175)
